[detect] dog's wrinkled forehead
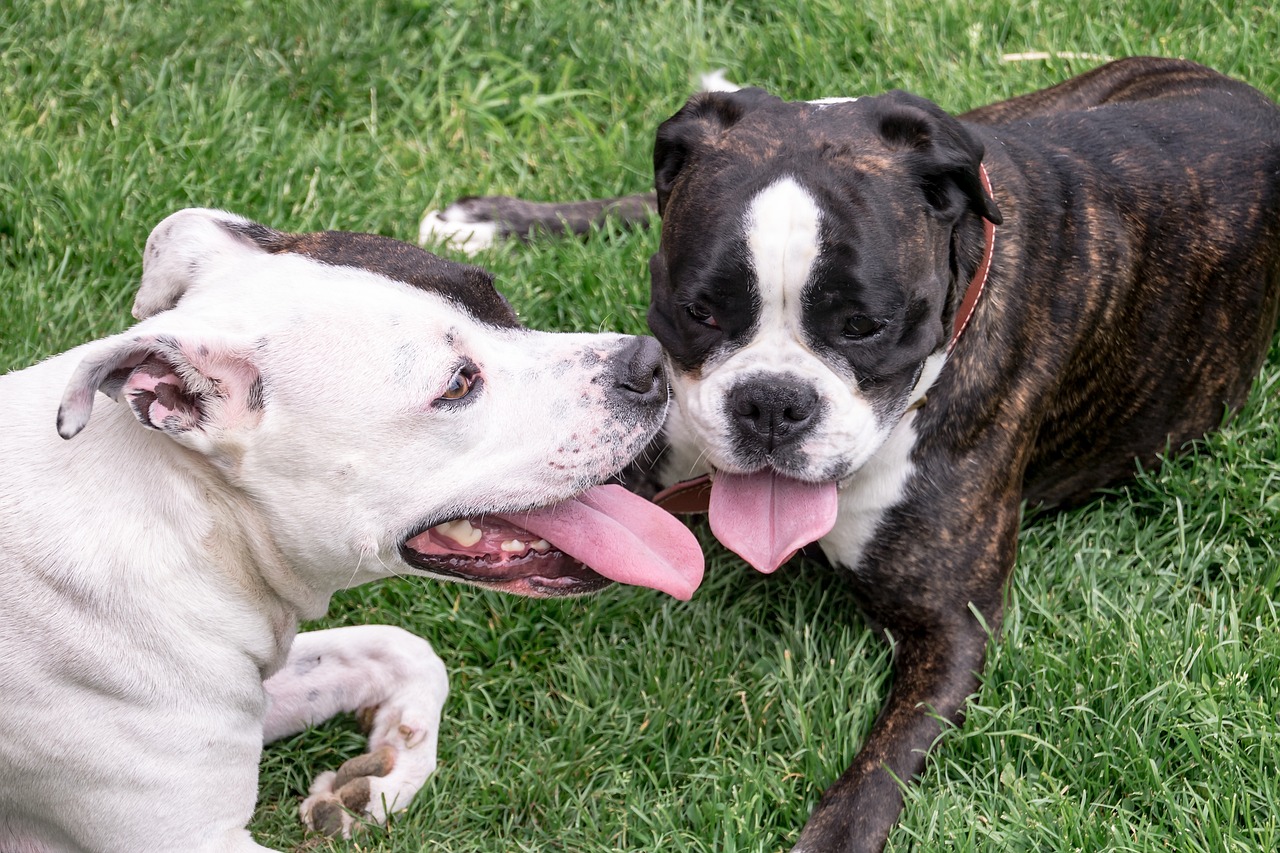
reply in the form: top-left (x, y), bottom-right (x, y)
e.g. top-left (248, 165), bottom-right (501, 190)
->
top-left (654, 86), bottom-right (998, 235)
top-left (657, 92), bottom-right (887, 215)
top-left (223, 221), bottom-right (520, 328)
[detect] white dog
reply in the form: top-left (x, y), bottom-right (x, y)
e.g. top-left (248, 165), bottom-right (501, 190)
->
top-left (0, 209), bottom-right (704, 852)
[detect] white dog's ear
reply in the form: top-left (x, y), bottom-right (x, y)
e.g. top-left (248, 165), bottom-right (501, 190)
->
top-left (57, 332), bottom-right (262, 449)
top-left (133, 208), bottom-right (273, 320)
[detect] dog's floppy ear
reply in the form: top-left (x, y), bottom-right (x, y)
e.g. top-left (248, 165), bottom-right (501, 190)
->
top-left (654, 88), bottom-right (779, 215)
top-left (872, 91), bottom-right (1002, 225)
top-left (133, 208), bottom-right (277, 320)
top-left (57, 332), bottom-right (262, 451)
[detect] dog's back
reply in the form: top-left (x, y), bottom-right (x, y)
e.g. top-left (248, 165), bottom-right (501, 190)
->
top-left (952, 58), bottom-right (1280, 505)
top-left (962, 56), bottom-right (1264, 121)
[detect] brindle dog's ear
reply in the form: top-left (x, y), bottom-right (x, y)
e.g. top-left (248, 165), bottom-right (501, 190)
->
top-left (653, 88), bottom-right (779, 215)
top-left (873, 91), bottom-right (1003, 226)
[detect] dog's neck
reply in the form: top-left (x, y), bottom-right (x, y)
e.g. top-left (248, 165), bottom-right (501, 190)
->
top-left (5, 356), bottom-right (322, 676)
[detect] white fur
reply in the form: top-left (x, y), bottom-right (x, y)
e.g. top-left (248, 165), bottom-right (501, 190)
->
top-left (909, 351), bottom-right (946, 409)
top-left (808, 96), bottom-right (860, 108)
top-left (698, 69), bottom-right (741, 93)
top-left (419, 207), bottom-right (499, 255)
top-left (265, 626), bottom-right (448, 836)
top-left (818, 409), bottom-right (918, 570)
top-left (0, 209), bottom-right (656, 852)
top-left (825, 353), bottom-right (946, 567)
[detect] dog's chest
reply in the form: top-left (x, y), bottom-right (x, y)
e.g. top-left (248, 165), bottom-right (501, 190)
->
top-left (817, 410), bottom-right (919, 571)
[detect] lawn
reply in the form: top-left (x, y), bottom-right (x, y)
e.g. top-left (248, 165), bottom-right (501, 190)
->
top-left (2, 1), bottom-right (1278, 851)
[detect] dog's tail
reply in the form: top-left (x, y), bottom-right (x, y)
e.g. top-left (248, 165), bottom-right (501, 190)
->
top-left (419, 192), bottom-right (657, 255)
top-left (419, 72), bottom-right (740, 256)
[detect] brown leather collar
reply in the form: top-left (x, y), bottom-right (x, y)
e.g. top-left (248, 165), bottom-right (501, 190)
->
top-left (652, 473), bottom-right (713, 514)
top-left (653, 164), bottom-right (997, 515)
top-left (949, 162), bottom-right (997, 352)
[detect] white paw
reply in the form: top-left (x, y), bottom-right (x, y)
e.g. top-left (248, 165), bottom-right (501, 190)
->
top-left (298, 731), bottom-right (435, 839)
top-left (299, 654), bottom-right (447, 838)
top-left (419, 207), bottom-right (499, 255)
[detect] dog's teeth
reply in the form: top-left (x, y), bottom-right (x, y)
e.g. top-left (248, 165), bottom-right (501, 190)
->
top-left (530, 539), bottom-right (551, 552)
top-left (500, 539), bottom-right (526, 552)
top-left (435, 519), bottom-right (482, 547)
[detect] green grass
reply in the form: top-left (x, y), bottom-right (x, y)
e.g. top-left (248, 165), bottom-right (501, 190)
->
top-left (3, 1), bottom-right (1279, 851)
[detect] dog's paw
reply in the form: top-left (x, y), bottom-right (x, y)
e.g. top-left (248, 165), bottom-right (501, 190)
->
top-left (419, 200), bottom-right (501, 255)
top-left (300, 701), bottom-right (442, 838)
top-left (299, 747), bottom-right (393, 838)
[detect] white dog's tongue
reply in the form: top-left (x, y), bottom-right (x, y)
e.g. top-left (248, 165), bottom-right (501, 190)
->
top-left (495, 485), bottom-right (704, 600)
top-left (709, 472), bottom-right (839, 574)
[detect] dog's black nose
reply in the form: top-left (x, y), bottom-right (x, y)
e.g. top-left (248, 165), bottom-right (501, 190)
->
top-left (728, 377), bottom-right (820, 452)
top-left (611, 336), bottom-right (667, 404)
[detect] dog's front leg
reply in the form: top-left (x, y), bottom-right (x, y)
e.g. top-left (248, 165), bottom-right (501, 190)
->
top-left (262, 625), bottom-right (449, 838)
top-left (791, 627), bottom-right (990, 853)
top-left (795, 491), bottom-right (1022, 853)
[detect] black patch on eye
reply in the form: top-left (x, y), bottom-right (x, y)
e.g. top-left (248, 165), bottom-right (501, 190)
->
top-left (843, 314), bottom-right (884, 339)
top-left (648, 235), bottom-right (760, 373)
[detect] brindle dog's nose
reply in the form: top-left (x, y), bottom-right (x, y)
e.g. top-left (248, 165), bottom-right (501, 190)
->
top-left (729, 377), bottom-right (819, 453)
top-left (611, 336), bottom-right (667, 405)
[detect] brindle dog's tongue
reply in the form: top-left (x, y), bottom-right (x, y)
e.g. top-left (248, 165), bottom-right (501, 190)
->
top-left (708, 472), bottom-right (839, 573)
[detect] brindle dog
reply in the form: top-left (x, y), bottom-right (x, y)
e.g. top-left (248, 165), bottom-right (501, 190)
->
top-left (426, 58), bottom-right (1280, 851)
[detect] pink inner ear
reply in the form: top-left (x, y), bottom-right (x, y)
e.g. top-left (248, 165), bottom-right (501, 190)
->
top-left (58, 334), bottom-right (262, 441)
top-left (124, 355), bottom-right (201, 432)
top-left (122, 344), bottom-right (261, 435)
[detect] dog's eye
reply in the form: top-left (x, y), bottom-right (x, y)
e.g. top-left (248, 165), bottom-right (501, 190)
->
top-left (843, 315), bottom-right (884, 339)
top-left (438, 365), bottom-right (477, 402)
top-left (686, 301), bottom-right (719, 329)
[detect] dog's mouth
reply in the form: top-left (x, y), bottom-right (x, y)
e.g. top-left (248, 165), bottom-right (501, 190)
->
top-left (400, 484), bottom-right (704, 599)
top-left (402, 516), bottom-right (607, 597)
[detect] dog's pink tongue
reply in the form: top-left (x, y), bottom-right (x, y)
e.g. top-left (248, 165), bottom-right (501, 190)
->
top-left (709, 472), bottom-right (839, 574)
top-left (495, 485), bottom-right (704, 600)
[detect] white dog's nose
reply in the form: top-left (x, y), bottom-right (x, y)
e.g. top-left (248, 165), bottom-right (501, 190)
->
top-left (611, 336), bottom-right (666, 405)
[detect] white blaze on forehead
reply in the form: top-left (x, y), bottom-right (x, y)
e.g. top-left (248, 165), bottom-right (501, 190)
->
top-left (744, 177), bottom-right (823, 328)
